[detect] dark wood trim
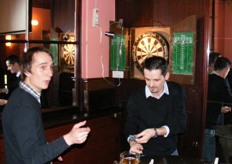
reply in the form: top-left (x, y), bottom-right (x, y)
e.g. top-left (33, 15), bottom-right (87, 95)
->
top-left (80, 78), bottom-right (122, 112)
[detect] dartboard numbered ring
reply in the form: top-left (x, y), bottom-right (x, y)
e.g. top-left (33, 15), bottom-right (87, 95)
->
top-left (132, 32), bottom-right (169, 72)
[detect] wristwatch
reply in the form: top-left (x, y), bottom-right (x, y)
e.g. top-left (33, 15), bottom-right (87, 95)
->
top-left (154, 128), bottom-right (158, 138)
top-left (128, 135), bottom-right (136, 142)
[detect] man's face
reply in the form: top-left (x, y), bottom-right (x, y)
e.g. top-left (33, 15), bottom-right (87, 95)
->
top-left (144, 68), bottom-right (169, 96)
top-left (25, 51), bottom-right (53, 93)
top-left (6, 61), bottom-right (18, 74)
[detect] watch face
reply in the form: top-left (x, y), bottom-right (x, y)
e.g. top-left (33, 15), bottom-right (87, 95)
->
top-left (128, 135), bottom-right (136, 142)
top-left (132, 32), bottom-right (169, 72)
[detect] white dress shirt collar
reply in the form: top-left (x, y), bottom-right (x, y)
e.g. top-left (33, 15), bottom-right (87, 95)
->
top-left (16, 71), bottom-right (21, 78)
top-left (145, 81), bottom-right (169, 98)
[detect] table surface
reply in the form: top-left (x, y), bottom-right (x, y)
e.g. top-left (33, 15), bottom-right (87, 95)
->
top-left (139, 155), bottom-right (203, 164)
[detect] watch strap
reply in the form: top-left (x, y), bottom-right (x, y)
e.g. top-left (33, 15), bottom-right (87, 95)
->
top-left (128, 135), bottom-right (136, 142)
top-left (154, 128), bottom-right (158, 138)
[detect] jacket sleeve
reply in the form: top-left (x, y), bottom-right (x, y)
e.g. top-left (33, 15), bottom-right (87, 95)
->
top-left (167, 84), bottom-right (187, 136)
top-left (12, 101), bottom-right (69, 164)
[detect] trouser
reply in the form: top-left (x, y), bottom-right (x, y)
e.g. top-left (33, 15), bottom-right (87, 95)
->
top-left (202, 129), bottom-right (216, 162)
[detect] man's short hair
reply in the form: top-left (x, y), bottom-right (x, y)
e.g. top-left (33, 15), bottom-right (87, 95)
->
top-left (6, 55), bottom-right (20, 65)
top-left (142, 56), bottom-right (168, 76)
top-left (214, 56), bottom-right (231, 71)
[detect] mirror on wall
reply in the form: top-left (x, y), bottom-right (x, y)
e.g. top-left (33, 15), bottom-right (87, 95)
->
top-left (204, 0), bottom-right (232, 163)
top-left (209, 0), bottom-right (232, 57)
top-left (0, 0), bottom-right (79, 110)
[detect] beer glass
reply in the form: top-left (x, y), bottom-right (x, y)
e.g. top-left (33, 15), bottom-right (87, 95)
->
top-left (119, 151), bottom-right (140, 164)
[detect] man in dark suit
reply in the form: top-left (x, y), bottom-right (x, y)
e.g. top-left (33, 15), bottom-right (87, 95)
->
top-left (208, 52), bottom-right (221, 74)
top-left (5, 54), bottom-right (21, 94)
top-left (0, 55), bottom-right (21, 106)
top-left (225, 68), bottom-right (232, 124)
top-left (0, 66), bottom-right (6, 110)
top-left (2, 47), bottom-right (91, 163)
top-left (203, 57), bottom-right (232, 163)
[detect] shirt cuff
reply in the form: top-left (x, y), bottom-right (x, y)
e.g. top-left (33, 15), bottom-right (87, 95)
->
top-left (162, 125), bottom-right (169, 137)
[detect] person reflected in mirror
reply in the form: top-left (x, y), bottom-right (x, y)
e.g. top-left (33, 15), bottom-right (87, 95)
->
top-left (124, 56), bottom-right (187, 156)
top-left (0, 55), bottom-right (21, 106)
top-left (203, 56), bottom-right (232, 163)
top-left (225, 67), bottom-right (232, 125)
top-left (5, 54), bottom-right (22, 93)
top-left (208, 52), bottom-right (232, 125)
top-left (2, 47), bottom-right (91, 163)
top-left (208, 52), bottom-right (221, 74)
top-left (0, 65), bottom-right (6, 110)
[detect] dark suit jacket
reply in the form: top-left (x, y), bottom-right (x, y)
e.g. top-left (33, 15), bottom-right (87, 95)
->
top-left (225, 68), bottom-right (232, 124)
top-left (2, 87), bottom-right (69, 164)
top-left (206, 73), bottom-right (232, 129)
top-left (7, 74), bottom-right (21, 97)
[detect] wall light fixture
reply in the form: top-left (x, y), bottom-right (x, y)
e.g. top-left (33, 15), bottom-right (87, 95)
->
top-left (31, 20), bottom-right (39, 26)
top-left (5, 35), bottom-right (12, 46)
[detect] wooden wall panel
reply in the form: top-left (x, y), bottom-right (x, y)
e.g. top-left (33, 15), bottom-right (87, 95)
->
top-left (47, 113), bottom-right (124, 164)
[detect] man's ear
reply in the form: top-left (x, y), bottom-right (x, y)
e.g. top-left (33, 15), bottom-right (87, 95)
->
top-left (24, 71), bottom-right (31, 77)
top-left (165, 72), bottom-right (170, 80)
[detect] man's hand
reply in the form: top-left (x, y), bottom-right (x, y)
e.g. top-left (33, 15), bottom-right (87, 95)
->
top-left (0, 99), bottom-right (7, 106)
top-left (0, 88), bottom-right (8, 94)
top-left (135, 128), bottom-right (155, 144)
top-left (63, 120), bottom-right (91, 146)
top-left (50, 156), bottom-right (63, 164)
top-left (221, 106), bottom-right (231, 113)
top-left (129, 141), bottom-right (143, 155)
top-left (57, 156), bottom-right (63, 162)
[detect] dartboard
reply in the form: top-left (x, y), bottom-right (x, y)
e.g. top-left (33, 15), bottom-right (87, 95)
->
top-left (132, 32), bottom-right (169, 72)
top-left (62, 35), bottom-right (75, 66)
top-left (63, 44), bottom-right (75, 65)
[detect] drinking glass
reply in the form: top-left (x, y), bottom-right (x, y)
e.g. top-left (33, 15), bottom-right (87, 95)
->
top-left (119, 151), bottom-right (140, 164)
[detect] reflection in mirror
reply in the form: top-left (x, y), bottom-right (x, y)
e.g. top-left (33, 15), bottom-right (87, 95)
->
top-left (31, 0), bottom-right (76, 73)
top-left (204, 0), bottom-right (232, 163)
top-left (0, 0), bottom-right (77, 110)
